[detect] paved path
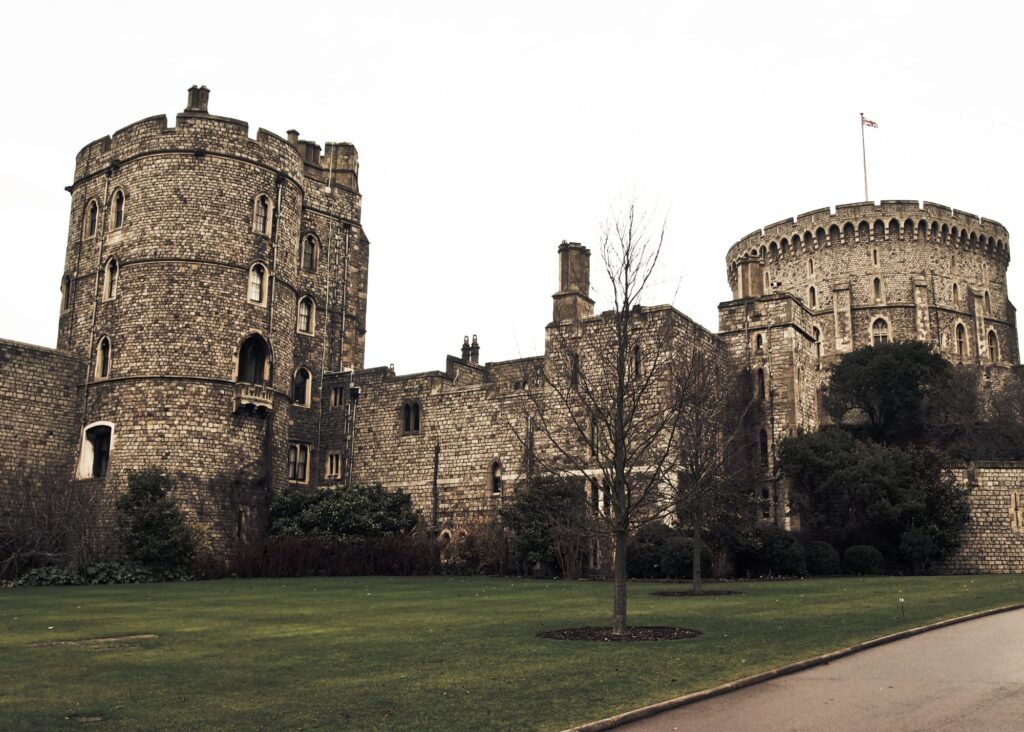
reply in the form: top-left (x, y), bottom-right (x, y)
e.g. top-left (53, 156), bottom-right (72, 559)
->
top-left (617, 609), bottom-right (1024, 732)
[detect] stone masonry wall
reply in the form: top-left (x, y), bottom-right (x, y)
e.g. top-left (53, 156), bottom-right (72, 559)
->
top-left (939, 463), bottom-right (1024, 574)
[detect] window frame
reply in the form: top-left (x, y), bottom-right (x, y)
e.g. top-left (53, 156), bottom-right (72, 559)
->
top-left (60, 274), bottom-right (72, 313)
top-left (83, 199), bottom-right (99, 240)
top-left (288, 442), bottom-right (311, 484)
top-left (296, 295), bottom-right (316, 335)
top-left (247, 262), bottom-right (268, 305)
top-left (77, 421), bottom-right (114, 479)
top-left (871, 317), bottom-right (890, 346)
top-left (401, 400), bottom-right (422, 435)
top-left (292, 366), bottom-right (312, 407)
top-left (300, 234), bottom-right (318, 273)
top-left (102, 257), bottom-right (119, 301)
top-left (253, 194), bottom-right (274, 236)
top-left (489, 460), bottom-right (503, 495)
top-left (326, 451), bottom-right (342, 480)
top-left (94, 335), bottom-right (111, 380)
top-left (110, 188), bottom-right (126, 230)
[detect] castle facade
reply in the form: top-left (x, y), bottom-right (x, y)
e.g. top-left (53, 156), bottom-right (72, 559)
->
top-left (1, 89), bottom-right (1021, 570)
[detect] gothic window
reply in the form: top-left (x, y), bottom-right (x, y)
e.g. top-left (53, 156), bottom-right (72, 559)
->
top-left (872, 248), bottom-right (878, 266)
top-left (292, 367), bottom-right (311, 406)
top-left (402, 400), bottom-right (421, 435)
top-left (84, 200), bottom-right (99, 239)
top-left (300, 234), bottom-right (317, 272)
top-left (237, 334), bottom-right (270, 385)
top-left (808, 286), bottom-right (817, 308)
top-left (955, 323), bottom-right (966, 356)
top-left (813, 327), bottom-right (822, 360)
top-left (248, 263), bottom-right (267, 304)
top-left (60, 274), bottom-right (72, 313)
top-left (288, 442), bottom-right (310, 483)
top-left (873, 277), bottom-right (882, 303)
top-left (111, 190), bottom-right (125, 230)
top-left (873, 220), bottom-right (884, 239)
top-left (297, 296), bottom-right (315, 334)
top-left (759, 429), bottom-right (769, 468)
top-left (984, 291), bottom-right (992, 316)
top-left (103, 258), bottom-right (119, 300)
top-left (807, 258), bottom-right (814, 276)
top-left (490, 460), bottom-right (503, 495)
top-left (988, 330), bottom-right (999, 362)
top-left (78, 423), bottom-right (112, 479)
top-left (756, 367), bottom-right (766, 400)
top-left (253, 195), bottom-right (272, 236)
top-left (94, 336), bottom-right (111, 379)
top-left (871, 318), bottom-right (890, 345)
top-left (952, 283), bottom-right (960, 306)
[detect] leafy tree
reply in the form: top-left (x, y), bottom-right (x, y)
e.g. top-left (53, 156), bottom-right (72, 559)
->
top-left (115, 470), bottom-right (194, 574)
top-left (824, 341), bottom-right (949, 443)
top-left (500, 476), bottom-right (590, 578)
top-left (269, 484), bottom-right (417, 541)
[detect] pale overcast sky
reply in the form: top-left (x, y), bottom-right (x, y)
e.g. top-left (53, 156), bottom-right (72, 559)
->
top-left (1, 1), bottom-right (1021, 373)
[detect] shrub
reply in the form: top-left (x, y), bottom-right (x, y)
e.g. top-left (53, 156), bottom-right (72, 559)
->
top-left (734, 526), bottom-right (807, 577)
top-left (229, 534), bottom-right (440, 577)
top-left (441, 520), bottom-right (508, 575)
top-left (627, 523), bottom-right (676, 578)
top-left (116, 471), bottom-right (195, 575)
top-left (843, 544), bottom-right (885, 575)
top-left (14, 561), bottom-right (186, 587)
top-left (659, 535), bottom-right (712, 580)
top-left (899, 525), bottom-right (939, 575)
top-left (269, 484), bottom-right (417, 541)
top-left (15, 565), bottom-right (83, 586)
top-left (500, 477), bottom-right (588, 578)
top-left (805, 541), bottom-right (841, 576)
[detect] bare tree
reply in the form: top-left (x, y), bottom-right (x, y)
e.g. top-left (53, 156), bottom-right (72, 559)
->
top-left (525, 200), bottom-right (684, 634)
top-left (673, 347), bottom-right (760, 593)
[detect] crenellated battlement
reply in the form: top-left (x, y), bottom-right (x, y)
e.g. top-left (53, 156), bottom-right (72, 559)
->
top-left (72, 87), bottom-right (358, 193)
top-left (726, 200), bottom-right (1010, 288)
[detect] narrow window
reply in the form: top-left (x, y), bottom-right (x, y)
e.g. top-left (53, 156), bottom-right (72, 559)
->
top-left (288, 442), bottom-right (310, 483)
top-left (756, 368), bottom-right (766, 400)
top-left (808, 286), bottom-right (817, 308)
top-left (292, 367), bottom-right (311, 406)
top-left (569, 351), bottom-right (579, 387)
top-left (755, 334), bottom-right (763, 353)
top-left (762, 487), bottom-right (771, 518)
top-left (80, 424), bottom-right (112, 479)
top-left (60, 274), bottom-right (72, 312)
top-left (633, 344), bottom-right (641, 378)
top-left (759, 429), bottom-right (769, 468)
top-left (103, 258), bottom-right (118, 300)
top-left (807, 258), bottom-right (814, 275)
top-left (952, 283), bottom-right (960, 306)
top-left (254, 195), bottom-right (270, 235)
top-left (988, 331), bottom-right (999, 362)
top-left (872, 318), bottom-right (890, 345)
top-left (873, 277), bottom-right (882, 302)
top-left (326, 452), bottom-right (341, 479)
top-left (95, 336), bottom-right (111, 379)
top-left (297, 296), bottom-right (314, 334)
top-left (589, 416), bottom-right (597, 456)
top-left (872, 248), bottom-right (878, 266)
top-left (248, 264), bottom-right (266, 303)
top-left (112, 190), bottom-right (125, 229)
top-left (984, 292), bottom-right (992, 316)
top-left (955, 324), bottom-right (966, 356)
top-left (402, 401), bottom-right (421, 435)
top-left (84, 200), bottom-right (98, 239)
top-left (301, 235), bottom-right (317, 272)
top-left (590, 479), bottom-right (600, 514)
top-left (237, 334), bottom-right (269, 385)
top-left (490, 461), bottom-right (503, 495)
top-left (813, 327), bottom-right (822, 359)
top-left (330, 386), bottom-right (344, 407)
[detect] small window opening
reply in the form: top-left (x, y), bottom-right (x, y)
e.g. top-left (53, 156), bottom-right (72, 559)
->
top-left (873, 277), bottom-right (882, 302)
top-left (95, 336), bottom-right (111, 379)
top-left (756, 368), bottom-right (766, 400)
top-left (569, 351), bottom-right (579, 387)
top-left (813, 327), bottom-right (821, 359)
top-left (254, 195), bottom-right (270, 235)
top-left (988, 330), bottom-right (999, 362)
top-left (326, 452), bottom-right (341, 480)
top-left (288, 443), bottom-right (310, 483)
top-left (103, 259), bottom-right (118, 300)
top-left (984, 291), bottom-right (992, 316)
top-left (293, 367), bottom-right (311, 406)
top-left (60, 274), bottom-right (72, 312)
top-left (297, 296), bottom-right (314, 334)
top-left (955, 324), bottom-right (966, 356)
top-left (248, 264), bottom-right (266, 303)
top-left (402, 401), bottom-right (422, 435)
top-left (808, 286), bottom-right (817, 308)
top-left (85, 201), bottom-right (98, 239)
top-left (237, 334), bottom-right (270, 385)
top-left (759, 429), bottom-right (769, 468)
top-left (81, 424), bottom-right (112, 479)
top-left (755, 334), bottom-right (763, 353)
top-left (490, 461), bottom-right (503, 495)
top-left (872, 318), bottom-right (890, 345)
top-left (301, 235), bottom-right (317, 272)
top-left (808, 258), bottom-right (814, 275)
top-left (112, 190), bottom-right (125, 229)
top-left (952, 283), bottom-right (960, 306)
top-left (872, 248), bottom-right (878, 266)
top-left (633, 344), bottom-right (641, 378)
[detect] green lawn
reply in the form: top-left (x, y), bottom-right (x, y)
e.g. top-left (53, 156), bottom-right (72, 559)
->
top-left (1, 575), bottom-right (1021, 730)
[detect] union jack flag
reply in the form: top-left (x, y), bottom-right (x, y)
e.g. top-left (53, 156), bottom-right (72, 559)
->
top-left (862, 115), bottom-right (879, 128)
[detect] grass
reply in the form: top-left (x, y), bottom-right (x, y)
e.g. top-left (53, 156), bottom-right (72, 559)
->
top-left (1, 574), bottom-right (1022, 730)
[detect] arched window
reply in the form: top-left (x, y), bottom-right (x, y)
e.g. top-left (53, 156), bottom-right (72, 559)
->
top-left (297, 296), bottom-right (315, 334)
top-left (633, 344), bottom-right (641, 378)
top-left (103, 258), bottom-right (118, 300)
top-left (872, 248), bottom-right (879, 266)
top-left (95, 336), bottom-right (111, 379)
top-left (984, 291), bottom-right (992, 315)
top-left (813, 327), bottom-right (822, 359)
top-left (816, 227), bottom-right (826, 245)
top-left (829, 224), bottom-right (841, 243)
top-left (952, 283), bottom-right (960, 306)
top-left (248, 263), bottom-right (267, 303)
top-left (402, 400), bottom-right (422, 435)
top-left (292, 367), bottom-right (311, 406)
top-left (847, 222), bottom-right (858, 241)
top-left (237, 334), bottom-right (270, 385)
top-left (300, 234), bottom-right (317, 272)
top-left (988, 330), bottom-right (999, 362)
top-left (60, 274), bottom-right (72, 313)
top-left (755, 334), bottom-right (764, 353)
top-left (918, 220), bottom-right (928, 239)
top-left (253, 195), bottom-right (272, 235)
top-left (490, 460), bottom-right (503, 495)
top-left (759, 429), bottom-right (769, 468)
top-left (873, 277), bottom-right (882, 302)
top-left (873, 220), bottom-right (884, 239)
top-left (904, 219), bottom-right (914, 237)
top-left (569, 351), bottom-right (580, 387)
top-left (78, 423), bottom-right (112, 479)
top-left (807, 258), bottom-right (814, 275)
top-left (756, 368), bottom-right (766, 400)
top-left (888, 219), bottom-right (899, 237)
top-left (808, 286), bottom-right (817, 308)
top-left (955, 323), bottom-right (966, 356)
top-left (84, 200), bottom-right (99, 239)
top-left (111, 190), bottom-right (125, 230)
top-left (871, 318), bottom-right (890, 345)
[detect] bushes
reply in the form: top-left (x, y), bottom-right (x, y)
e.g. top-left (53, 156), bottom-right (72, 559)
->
top-left (116, 470), bottom-right (195, 575)
top-left (627, 523), bottom-right (676, 578)
top-left (269, 484), bottom-right (417, 540)
top-left (735, 526), bottom-right (807, 577)
top-left (659, 535), bottom-right (712, 580)
top-left (230, 534), bottom-right (439, 577)
top-left (14, 561), bottom-right (187, 587)
top-left (805, 541), bottom-right (841, 576)
top-left (500, 477), bottom-right (589, 578)
top-left (843, 545), bottom-right (885, 575)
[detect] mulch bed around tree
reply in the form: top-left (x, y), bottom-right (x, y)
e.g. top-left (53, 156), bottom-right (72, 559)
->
top-left (649, 590), bottom-right (741, 597)
top-left (538, 626), bottom-right (702, 642)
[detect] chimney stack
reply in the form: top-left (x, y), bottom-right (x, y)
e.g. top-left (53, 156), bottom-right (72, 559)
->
top-left (470, 335), bottom-right (480, 365)
top-left (552, 241), bottom-right (594, 322)
top-left (461, 335), bottom-right (471, 362)
top-left (185, 85), bottom-right (210, 114)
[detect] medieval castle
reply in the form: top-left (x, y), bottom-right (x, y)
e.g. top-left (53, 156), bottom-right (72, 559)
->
top-left (1, 87), bottom-right (1022, 571)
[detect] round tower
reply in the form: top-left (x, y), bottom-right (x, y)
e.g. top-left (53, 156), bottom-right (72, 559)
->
top-left (726, 200), bottom-right (1016, 366)
top-left (58, 87), bottom-right (369, 550)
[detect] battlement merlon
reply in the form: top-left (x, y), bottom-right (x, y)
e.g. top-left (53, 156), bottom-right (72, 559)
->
top-left (70, 86), bottom-right (359, 194)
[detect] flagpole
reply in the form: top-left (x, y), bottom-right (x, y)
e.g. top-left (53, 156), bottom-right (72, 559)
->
top-left (860, 112), bottom-right (869, 201)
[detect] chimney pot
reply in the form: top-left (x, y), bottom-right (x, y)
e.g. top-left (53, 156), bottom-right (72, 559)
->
top-left (185, 85), bottom-right (210, 114)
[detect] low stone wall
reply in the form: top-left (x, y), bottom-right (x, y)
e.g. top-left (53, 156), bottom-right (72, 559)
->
top-left (940, 462), bottom-right (1024, 573)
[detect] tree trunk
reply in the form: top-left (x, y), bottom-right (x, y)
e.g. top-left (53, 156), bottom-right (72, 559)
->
top-left (612, 528), bottom-right (628, 634)
top-left (692, 508), bottom-right (703, 595)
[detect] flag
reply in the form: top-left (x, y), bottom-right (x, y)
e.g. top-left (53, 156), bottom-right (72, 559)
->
top-left (862, 115), bottom-right (879, 128)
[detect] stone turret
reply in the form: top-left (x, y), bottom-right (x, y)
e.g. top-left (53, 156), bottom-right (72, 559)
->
top-left (552, 241), bottom-right (594, 322)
